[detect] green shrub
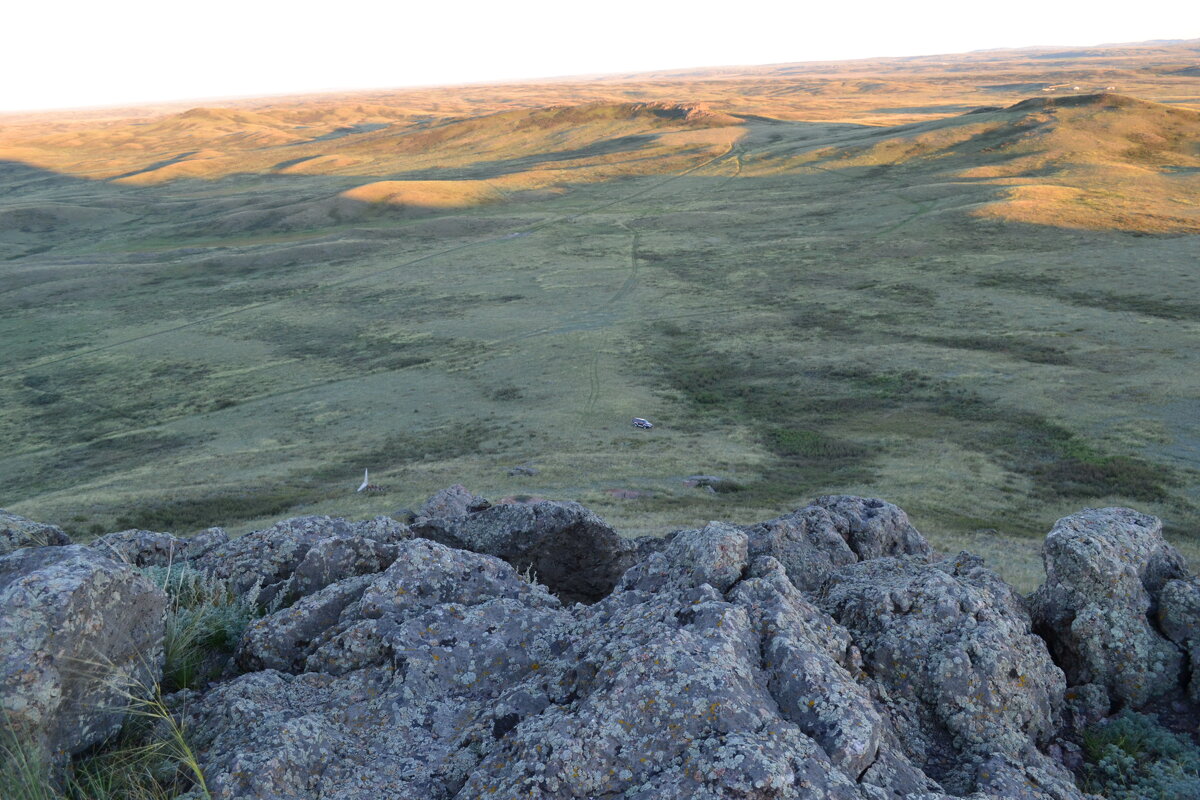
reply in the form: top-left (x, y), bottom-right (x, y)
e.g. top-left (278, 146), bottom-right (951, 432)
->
top-left (764, 427), bottom-right (866, 461)
top-left (141, 564), bottom-right (266, 691)
top-left (1081, 711), bottom-right (1200, 800)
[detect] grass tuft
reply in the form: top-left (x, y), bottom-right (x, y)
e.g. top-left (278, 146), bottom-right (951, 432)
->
top-left (1, 678), bottom-right (210, 800)
top-left (141, 563), bottom-right (267, 692)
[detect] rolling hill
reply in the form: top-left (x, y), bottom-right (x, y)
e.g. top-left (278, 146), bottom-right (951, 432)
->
top-left (1, 39), bottom-right (1199, 591)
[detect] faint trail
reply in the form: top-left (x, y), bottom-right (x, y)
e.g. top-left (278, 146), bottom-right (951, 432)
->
top-left (793, 158), bottom-right (946, 236)
top-left (610, 220), bottom-right (641, 306)
top-left (584, 346), bottom-right (602, 415)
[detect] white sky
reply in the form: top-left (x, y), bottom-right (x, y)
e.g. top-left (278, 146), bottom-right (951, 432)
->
top-left (3, 0), bottom-right (1196, 112)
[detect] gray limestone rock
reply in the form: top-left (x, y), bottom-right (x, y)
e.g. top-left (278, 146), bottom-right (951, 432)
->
top-left (1029, 508), bottom-right (1188, 709)
top-left (412, 500), bottom-right (640, 603)
top-left (236, 538), bottom-right (562, 677)
top-left (280, 535), bottom-right (404, 603)
top-left (0, 509), bottom-right (70, 556)
top-left (192, 516), bottom-right (1082, 800)
top-left (3, 497), bottom-right (1120, 799)
top-left (185, 540), bottom-right (571, 799)
top-left (812, 495), bottom-right (933, 563)
top-left (729, 556), bottom-right (883, 778)
top-left (235, 574), bottom-right (376, 673)
top-left (0, 545), bottom-right (167, 758)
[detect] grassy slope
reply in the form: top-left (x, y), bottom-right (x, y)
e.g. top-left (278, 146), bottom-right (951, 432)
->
top-left (1, 41), bottom-right (1199, 592)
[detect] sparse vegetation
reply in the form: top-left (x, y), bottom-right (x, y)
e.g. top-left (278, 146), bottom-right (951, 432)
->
top-left (1, 678), bottom-right (209, 800)
top-left (1080, 711), bottom-right (1200, 800)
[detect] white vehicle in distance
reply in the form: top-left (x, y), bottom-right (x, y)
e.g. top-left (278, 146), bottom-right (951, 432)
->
top-left (631, 418), bottom-right (654, 429)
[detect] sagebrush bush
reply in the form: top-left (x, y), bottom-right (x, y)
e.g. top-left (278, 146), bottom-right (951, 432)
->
top-left (1081, 711), bottom-right (1200, 800)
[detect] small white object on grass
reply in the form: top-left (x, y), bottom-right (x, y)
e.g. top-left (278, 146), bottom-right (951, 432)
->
top-left (357, 469), bottom-right (370, 492)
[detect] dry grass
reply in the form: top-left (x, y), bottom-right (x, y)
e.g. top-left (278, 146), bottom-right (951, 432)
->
top-left (2, 39), bottom-right (1199, 593)
top-left (341, 180), bottom-right (506, 209)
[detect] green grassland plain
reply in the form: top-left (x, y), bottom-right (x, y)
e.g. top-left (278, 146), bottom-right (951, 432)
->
top-left (2, 41), bottom-right (1199, 591)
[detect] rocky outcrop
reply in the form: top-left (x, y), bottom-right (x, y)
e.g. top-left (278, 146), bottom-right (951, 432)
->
top-left (0, 545), bottom-right (167, 758)
top-left (5, 494), bottom-right (1194, 799)
top-left (1029, 507), bottom-right (1189, 710)
top-left (0, 509), bottom-right (71, 556)
top-left (415, 483), bottom-right (491, 523)
top-left (412, 498), bottom-right (644, 603)
top-left (181, 513), bottom-right (1099, 800)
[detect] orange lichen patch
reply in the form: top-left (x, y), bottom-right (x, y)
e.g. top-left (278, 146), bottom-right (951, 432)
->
top-left (339, 179), bottom-right (507, 208)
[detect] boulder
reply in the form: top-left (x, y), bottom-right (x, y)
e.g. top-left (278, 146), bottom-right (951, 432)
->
top-left (186, 540), bottom-right (569, 799)
top-left (1158, 577), bottom-right (1200, 703)
top-left (415, 484), bottom-right (491, 522)
top-left (0, 510), bottom-right (70, 556)
top-left (744, 496), bottom-right (932, 593)
top-left (0, 545), bottom-right (167, 758)
top-left (235, 574), bottom-right (376, 673)
top-left (412, 500), bottom-right (640, 603)
top-left (190, 515), bottom-right (410, 605)
top-left (90, 527), bottom-right (229, 567)
top-left (1029, 508), bottom-right (1189, 709)
top-left (235, 537), bottom-right (563, 677)
top-left (817, 552), bottom-right (1069, 795)
top-left (811, 495), bottom-right (933, 562)
top-left (280, 535), bottom-right (403, 603)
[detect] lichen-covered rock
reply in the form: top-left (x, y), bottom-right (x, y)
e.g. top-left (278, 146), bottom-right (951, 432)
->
top-left (89, 527), bottom-right (230, 567)
top-left (235, 538), bottom-right (562, 677)
top-left (453, 524), bottom-right (868, 800)
top-left (235, 574), bottom-right (376, 673)
top-left (729, 556), bottom-right (883, 778)
top-left (743, 496), bottom-right (933, 594)
top-left (190, 515), bottom-right (410, 604)
top-left (416, 484), bottom-right (491, 522)
top-left (280, 535), bottom-right (403, 602)
top-left (412, 500), bottom-right (640, 602)
top-left (185, 541), bottom-right (571, 799)
top-left (0, 545), bottom-right (167, 758)
top-left (1030, 508), bottom-right (1188, 709)
top-left (173, 500), bottom-right (1106, 800)
top-left (1158, 577), bottom-right (1200, 703)
top-left (0, 509), bottom-right (70, 556)
top-left (817, 552), bottom-right (1068, 794)
top-left (972, 752), bottom-right (1105, 800)
top-left (812, 495), bottom-right (933, 562)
